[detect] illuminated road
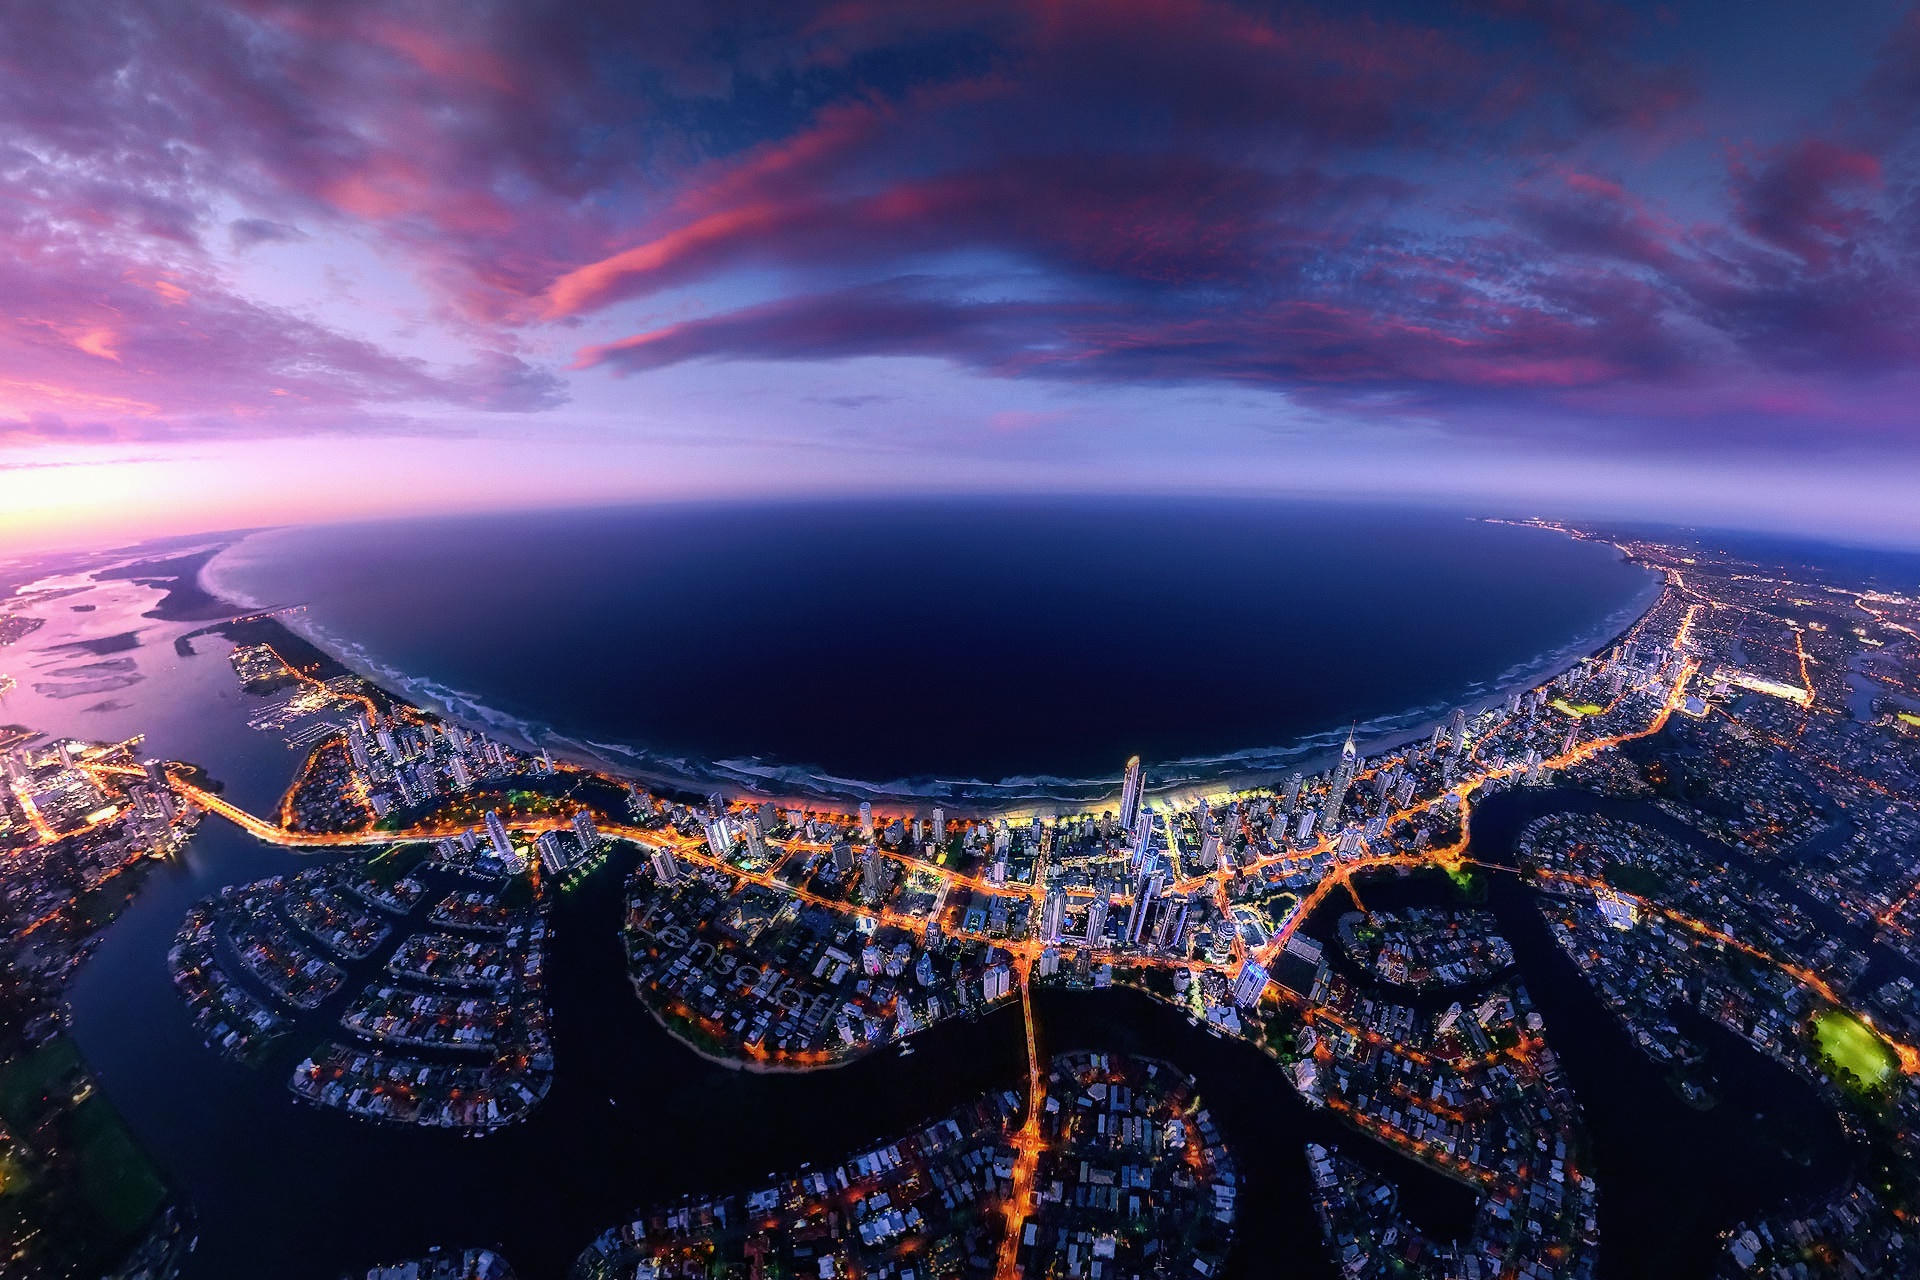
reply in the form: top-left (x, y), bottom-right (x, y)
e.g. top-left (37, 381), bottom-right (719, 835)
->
top-left (994, 956), bottom-right (1044, 1280)
top-left (78, 585), bottom-right (1920, 1084)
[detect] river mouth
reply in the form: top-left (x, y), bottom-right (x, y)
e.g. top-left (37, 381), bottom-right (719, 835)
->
top-left (201, 497), bottom-right (1661, 808)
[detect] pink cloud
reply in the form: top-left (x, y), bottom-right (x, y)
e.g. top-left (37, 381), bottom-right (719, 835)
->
top-left (0, 0), bottom-right (1917, 464)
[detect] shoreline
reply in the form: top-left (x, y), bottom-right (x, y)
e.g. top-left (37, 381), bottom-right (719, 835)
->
top-left (633, 973), bottom-right (894, 1076)
top-left (196, 523), bottom-right (1666, 818)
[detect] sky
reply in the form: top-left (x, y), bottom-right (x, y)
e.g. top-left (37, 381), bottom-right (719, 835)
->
top-left (3, 0), bottom-right (1920, 551)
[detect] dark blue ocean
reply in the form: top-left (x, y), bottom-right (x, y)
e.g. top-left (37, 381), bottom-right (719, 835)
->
top-left (204, 498), bottom-right (1661, 805)
top-left (12, 504), bottom-right (1848, 1280)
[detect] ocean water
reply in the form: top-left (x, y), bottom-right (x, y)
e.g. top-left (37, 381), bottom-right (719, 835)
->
top-left (0, 542), bottom-right (1840, 1279)
top-left (203, 498), bottom-right (1661, 806)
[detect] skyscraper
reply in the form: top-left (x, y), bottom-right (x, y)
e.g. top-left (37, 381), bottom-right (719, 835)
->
top-left (535, 830), bottom-right (569, 874)
top-left (1131, 807), bottom-right (1155, 867)
top-left (141, 759), bottom-right (175, 820)
top-left (1085, 895), bottom-right (1109, 944)
top-left (484, 809), bottom-right (514, 863)
top-left (1124, 879), bottom-right (1149, 946)
top-left (650, 847), bottom-right (680, 884)
top-left (1322, 728), bottom-right (1358, 834)
top-left (571, 810), bottom-right (600, 851)
top-left (863, 854), bottom-right (892, 901)
top-left (1233, 961), bottom-right (1270, 1008)
top-left (1118, 755), bottom-right (1145, 833)
top-left (858, 801), bottom-right (874, 839)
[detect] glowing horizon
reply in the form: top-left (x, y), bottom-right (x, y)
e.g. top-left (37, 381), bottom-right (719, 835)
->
top-left (4, 2), bottom-right (1920, 553)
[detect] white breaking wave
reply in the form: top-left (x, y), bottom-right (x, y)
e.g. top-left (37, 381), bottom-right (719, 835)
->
top-left (195, 528), bottom-right (1664, 811)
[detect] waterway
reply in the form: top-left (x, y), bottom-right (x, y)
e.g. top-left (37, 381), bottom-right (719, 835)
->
top-left (60, 786), bottom-right (1852, 1279)
top-left (3, 532), bottom-right (1846, 1278)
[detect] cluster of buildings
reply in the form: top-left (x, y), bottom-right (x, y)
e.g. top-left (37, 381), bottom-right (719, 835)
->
top-left (1285, 956), bottom-right (1600, 1276)
top-left (1007, 1052), bottom-right (1237, 1280)
top-left (168, 845), bottom-right (554, 1131)
top-left (1716, 1179), bottom-right (1913, 1278)
top-left (622, 852), bottom-right (1018, 1064)
top-left (575, 1076), bottom-right (1027, 1279)
top-left (573, 1051), bottom-right (1235, 1280)
top-left (1, 732), bottom-right (191, 1034)
top-left (340, 710), bottom-right (557, 826)
top-left (1337, 908), bottom-right (1515, 990)
top-left (1512, 529), bottom-right (1920, 1274)
top-left (24, 522), bottom-right (1920, 1279)
top-left (1305, 1142), bottom-right (1531, 1280)
top-left (271, 682), bottom-right (568, 838)
top-left (0, 724), bottom-right (195, 1278)
top-left (352, 1248), bottom-right (517, 1280)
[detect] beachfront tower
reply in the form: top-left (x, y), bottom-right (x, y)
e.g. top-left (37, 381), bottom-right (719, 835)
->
top-left (1322, 728), bottom-right (1358, 834)
top-left (571, 809), bottom-right (601, 851)
top-left (484, 809), bottom-right (514, 863)
top-left (650, 847), bottom-right (681, 885)
top-left (1118, 755), bottom-right (1145, 833)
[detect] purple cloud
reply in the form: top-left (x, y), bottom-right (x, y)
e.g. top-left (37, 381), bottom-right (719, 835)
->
top-left (0, 0), bottom-right (1916, 460)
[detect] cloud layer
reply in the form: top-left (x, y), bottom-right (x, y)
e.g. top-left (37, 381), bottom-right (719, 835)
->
top-left (2, 0), bottom-right (1918, 462)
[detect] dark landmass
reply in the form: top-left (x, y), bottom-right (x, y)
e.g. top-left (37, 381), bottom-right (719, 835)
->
top-left (0, 1037), bottom-right (171, 1276)
top-left (31, 677), bottom-right (143, 700)
top-left (40, 632), bottom-right (141, 657)
top-left (46, 659), bottom-right (136, 678)
top-left (182, 613), bottom-right (382, 700)
top-left (0, 615), bottom-right (45, 647)
top-left (93, 548), bottom-right (237, 622)
top-left (166, 586), bottom-right (400, 711)
top-left (69, 604), bottom-right (94, 613)
top-left (82, 700), bottom-right (131, 714)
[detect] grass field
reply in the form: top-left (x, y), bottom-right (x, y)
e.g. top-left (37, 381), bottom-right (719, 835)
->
top-left (1604, 863), bottom-right (1672, 899)
top-left (366, 841), bottom-right (429, 883)
top-left (67, 1094), bottom-right (168, 1240)
top-left (1549, 697), bottom-right (1606, 718)
top-left (1813, 1009), bottom-right (1896, 1089)
top-left (0, 1038), bottom-right (168, 1268)
top-left (0, 1036), bottom-right (85, 1124)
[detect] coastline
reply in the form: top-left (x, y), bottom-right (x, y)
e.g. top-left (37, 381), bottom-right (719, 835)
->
top-left (196, 523), bottom-right (1667, 817)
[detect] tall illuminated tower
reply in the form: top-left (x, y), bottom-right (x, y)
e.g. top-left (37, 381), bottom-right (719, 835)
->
top-left (484, 809), bottom-right (514, 863)
top-left (1118, 755), bottom-right (1145, 833)
top-left (1322, 728), bottom-right (1358, 834)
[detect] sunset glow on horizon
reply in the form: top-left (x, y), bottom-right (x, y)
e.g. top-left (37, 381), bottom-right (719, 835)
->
top-left (5, 1), bottom-right (1920, 552)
